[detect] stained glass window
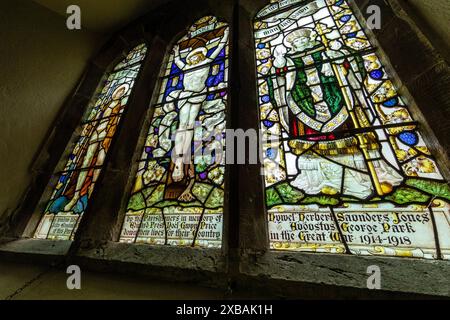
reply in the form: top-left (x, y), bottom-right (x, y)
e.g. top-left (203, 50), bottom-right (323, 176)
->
top-left (255, 0), bottom-right (450, 260)
top-left (34, 44), bottom-right (148, 240)
top-left (119, 17), bottom-right (229, 248)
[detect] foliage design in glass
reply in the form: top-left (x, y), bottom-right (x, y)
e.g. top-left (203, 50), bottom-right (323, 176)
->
top-left (255, 0), bottom-right (450, 259)
top-left (34, 44), bottom-right (148, 240)
top-left (120, 17), bottom-right (229, 248)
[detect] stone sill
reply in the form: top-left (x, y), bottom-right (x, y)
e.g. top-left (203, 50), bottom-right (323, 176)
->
top-left (69, 242), bottom-right (229, 289)
top-left (75, 242), bottom-right (227, 274)
top-left (0, 239), bottom-right (226, 274)
top-left (0, 238), bottom-right (72, 256)
top-left (240, 250), bottom-right (450, 298)
top-left (0, 239), bottom-right (229, 288)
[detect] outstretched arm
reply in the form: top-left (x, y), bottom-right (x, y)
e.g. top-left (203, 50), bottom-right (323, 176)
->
top-left (209, 28), bottom-right (229, 60)
top-left (173, 44), bottom-right (186, 70)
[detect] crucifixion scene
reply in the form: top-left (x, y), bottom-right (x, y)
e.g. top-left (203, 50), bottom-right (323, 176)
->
top-left (255, 0), bottom-right (449, 259)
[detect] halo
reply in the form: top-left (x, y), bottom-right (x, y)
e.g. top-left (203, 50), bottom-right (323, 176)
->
top-left (283, 28), bottom-right (314, 48)
top-left (112, 83), bottom-right (130, 99)
top-left (186, 47), bottom-right (208, 61)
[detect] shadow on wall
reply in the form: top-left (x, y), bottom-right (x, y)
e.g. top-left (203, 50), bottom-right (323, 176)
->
top-left (0, 0), bottom-right (105, 221)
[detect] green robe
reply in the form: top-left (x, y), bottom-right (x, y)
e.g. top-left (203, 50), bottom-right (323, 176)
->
top-left (289, 46), bottom-right (366, 124)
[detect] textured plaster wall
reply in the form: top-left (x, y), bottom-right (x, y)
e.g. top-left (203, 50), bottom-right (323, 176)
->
top-left (405, 0), bottom-right (450, 60)
top-left (0, 0), bottom-right (104, 220)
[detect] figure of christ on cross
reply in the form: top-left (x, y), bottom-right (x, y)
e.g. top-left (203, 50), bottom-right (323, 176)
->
top-left (62, 84), bottom-right (129, 212)
top-left (168, 28), bottom-right (229, 202)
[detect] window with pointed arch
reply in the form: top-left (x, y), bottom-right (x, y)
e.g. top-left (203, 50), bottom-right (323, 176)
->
top-left (254, 0), bottom-right (450, 260)
top-left (119, 16), bottom-right (229, 248)
top-left (34, 44), bottom-right (148, 240)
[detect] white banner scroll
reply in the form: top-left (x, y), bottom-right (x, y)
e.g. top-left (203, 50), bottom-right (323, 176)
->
top-left (191, 23), bottom-right (216, 37)
top-left (255, 0), bottom-right (321, 39)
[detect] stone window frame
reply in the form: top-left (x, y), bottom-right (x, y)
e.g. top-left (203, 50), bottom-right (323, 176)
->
top-left (0, 0), bottom-right (449, 299)
top-left (236, 0), bottom-right (450, 298)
